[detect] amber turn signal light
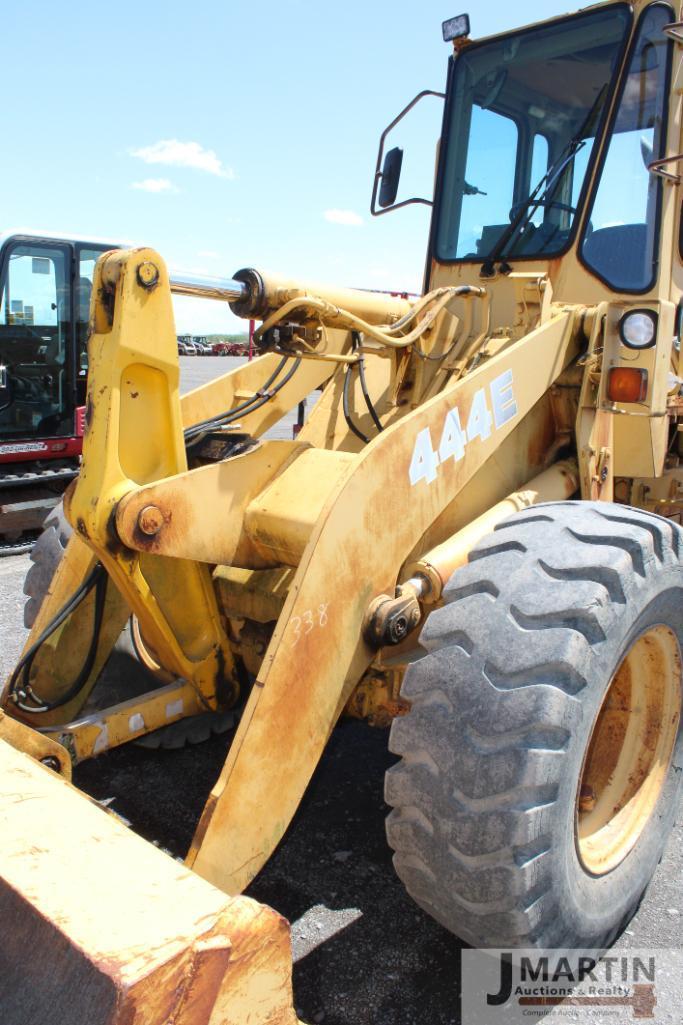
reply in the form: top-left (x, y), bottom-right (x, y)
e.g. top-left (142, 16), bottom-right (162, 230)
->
top-left (607, 367), bottom-right (648, 403)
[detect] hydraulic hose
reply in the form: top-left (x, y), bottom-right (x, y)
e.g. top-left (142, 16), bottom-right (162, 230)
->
top-left (184, 355), bottom-right (301, 444)
top-left (9, 564), bottom-right (108, 713)
top-left (354, 333), bottom-right (383, 434)
top-left (343, 358), bottom-right (370, 444)
top-left (253, 286), bottom-right (486, 352)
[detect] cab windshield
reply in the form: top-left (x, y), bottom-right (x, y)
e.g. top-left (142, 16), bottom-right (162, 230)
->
top-left (435, 5), bottom-right (632, 264)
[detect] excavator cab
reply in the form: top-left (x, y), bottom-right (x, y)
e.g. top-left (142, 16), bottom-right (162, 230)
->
top-left (0, 234), bottom-right (120, 550)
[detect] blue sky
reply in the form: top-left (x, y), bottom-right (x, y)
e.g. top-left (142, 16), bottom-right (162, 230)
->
top-left (3, 0), bottom-right (573, 332)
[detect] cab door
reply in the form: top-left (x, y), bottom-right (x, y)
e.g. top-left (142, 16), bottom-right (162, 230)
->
top-left (0, 237), bottom-right (73, 440)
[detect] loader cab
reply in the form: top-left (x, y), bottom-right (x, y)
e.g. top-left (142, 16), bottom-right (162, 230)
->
top-left (0, 234), bottom-right (119, 446)
top-left (374, 1), bottom-right (676, 303)
top-left (431, 1), bottom-right (674, 291)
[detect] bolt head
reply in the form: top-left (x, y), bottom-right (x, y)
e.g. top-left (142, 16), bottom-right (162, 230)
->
top-left (137, 261), bottom-right (160, 290)
top-left (579, 783), bottom-right (597, 812)
top-left (138, 504), bottom-right (165, 536)
top-left (389, 616), bottom-right (408, 643)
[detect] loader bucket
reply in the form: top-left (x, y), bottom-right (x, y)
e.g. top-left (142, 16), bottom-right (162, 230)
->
top-left (0, 739), bottom-right (300, 1025)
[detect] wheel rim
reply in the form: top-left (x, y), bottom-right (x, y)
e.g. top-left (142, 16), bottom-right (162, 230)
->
top-left (576, 624), bottom-right (682, 876)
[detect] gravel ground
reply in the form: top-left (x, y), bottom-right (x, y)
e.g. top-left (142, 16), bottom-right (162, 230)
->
top-left (0, 356), bottom-right (681, 1024)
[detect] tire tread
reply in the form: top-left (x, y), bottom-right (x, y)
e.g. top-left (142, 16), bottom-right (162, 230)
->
top-left (386, 501), bottom-right (683, 949)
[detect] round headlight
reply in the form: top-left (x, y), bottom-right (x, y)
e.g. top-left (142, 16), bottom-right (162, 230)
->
top-left (619, 310), bottom-right (657, 349)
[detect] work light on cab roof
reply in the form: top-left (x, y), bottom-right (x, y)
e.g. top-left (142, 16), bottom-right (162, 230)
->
top-left (442, 13), bottom-right (470, 42)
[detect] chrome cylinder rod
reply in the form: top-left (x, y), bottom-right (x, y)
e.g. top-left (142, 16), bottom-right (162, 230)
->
top-left (169, 272), bottom-right (248, 304)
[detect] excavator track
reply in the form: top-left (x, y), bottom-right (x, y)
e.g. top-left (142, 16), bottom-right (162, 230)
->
top-left (0, 463), bottom-right (79, 556)
top-left (0, 464), bottom-right (79, 489)
top-left (0, 534), bottom-right (38, 557)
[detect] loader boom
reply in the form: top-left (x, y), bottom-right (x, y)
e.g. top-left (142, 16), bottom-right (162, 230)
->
top-left (5, 245), bottom-right (585, 890)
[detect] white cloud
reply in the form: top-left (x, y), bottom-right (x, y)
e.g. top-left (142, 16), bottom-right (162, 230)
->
top-left (324, 209), bottom-right (364, 226)
top-left (198, 249), bottom-right (221, 259)
top-left (130, 139), bottom-right (235, 178)
top-left (130, 177), bottom-right (178, 194)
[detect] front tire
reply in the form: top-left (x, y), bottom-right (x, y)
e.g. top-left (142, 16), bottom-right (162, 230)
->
top-left (24, 504), bottom-right (72, 629)
top-left (385, 501), bottom-right (683, 949)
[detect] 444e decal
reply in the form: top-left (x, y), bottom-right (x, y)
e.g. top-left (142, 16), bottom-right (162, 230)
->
top-left (409, 369), bottom-right (518, 487)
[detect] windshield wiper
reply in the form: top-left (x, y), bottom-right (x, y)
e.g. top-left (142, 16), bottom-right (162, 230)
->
top-left (480, 84), bottom-right (608, 277)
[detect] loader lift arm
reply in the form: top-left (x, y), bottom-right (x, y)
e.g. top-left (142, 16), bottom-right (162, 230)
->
top-left (3, 246), bottom-right (583, 896)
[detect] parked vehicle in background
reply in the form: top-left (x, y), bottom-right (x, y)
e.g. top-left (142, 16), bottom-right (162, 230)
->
top-left (212, 340), bottom-right (248, 356)
top-left (0, 231), bottom-right (123, 553)
top-left (178, 335), bottom-right (220, 354)
top-left (177, 334), bottom-right (200, 354)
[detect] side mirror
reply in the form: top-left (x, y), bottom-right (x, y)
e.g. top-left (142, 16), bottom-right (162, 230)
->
top-left (379, 147), bottom-right (404, 208)
top-left (0, 364), bottom-right (11, 412)
top-left (370, 89), bottom-right (445, 217)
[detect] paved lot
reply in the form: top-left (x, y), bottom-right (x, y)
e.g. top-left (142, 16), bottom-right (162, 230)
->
top-left (182, 353), bottom-right (304, 438)
top-left (0, 356), bottom-right (681, 1024)
top-left (181, 353), bottom-right (250, 396)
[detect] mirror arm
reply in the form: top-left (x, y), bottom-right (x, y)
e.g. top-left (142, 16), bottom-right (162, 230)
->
top-left (648, 151), bottom-right (683, 184)
top-left (373, 195), bottom-right (435, 217)
top-left (371, 89), bottom-right (445, 216)
top-left (663, 20), bottom-right (683, 42)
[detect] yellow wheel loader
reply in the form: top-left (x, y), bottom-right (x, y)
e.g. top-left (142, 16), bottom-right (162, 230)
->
top-left (2, 1), bottom-right (683, 1021)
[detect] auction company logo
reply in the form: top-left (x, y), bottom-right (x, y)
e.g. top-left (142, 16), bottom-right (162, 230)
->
top-left (461, 948), bottom-right (682, 1024)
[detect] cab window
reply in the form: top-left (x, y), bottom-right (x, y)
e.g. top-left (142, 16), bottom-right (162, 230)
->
top-left (455, 105), bottom-right (519, 258)
top-left (435, 5), bottom-right (631, 264)
top-left (75, 247), bottom-right (106, 389)
top-left (581, 4), bottom-right (673, 291)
